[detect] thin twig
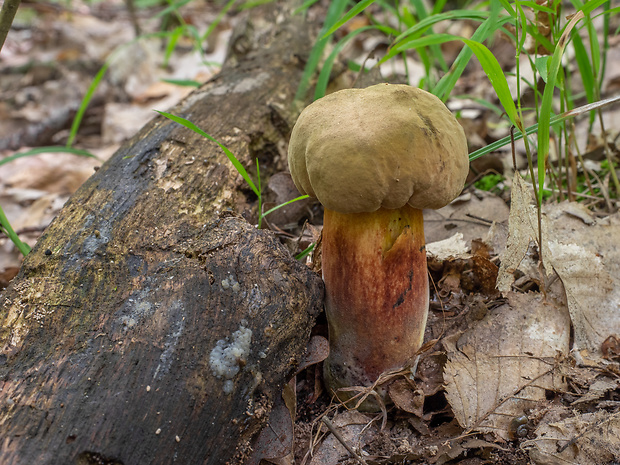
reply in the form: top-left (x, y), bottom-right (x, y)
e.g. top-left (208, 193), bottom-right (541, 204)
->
top-left (321, 416), bottom-right (368, 465)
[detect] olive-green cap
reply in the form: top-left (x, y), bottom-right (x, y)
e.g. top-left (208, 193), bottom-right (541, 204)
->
top-left (288, 83), bottom-right (469, 213)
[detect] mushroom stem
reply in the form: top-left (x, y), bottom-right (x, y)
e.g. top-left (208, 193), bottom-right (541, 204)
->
top-left (321, 204), bottom-right (428, 409)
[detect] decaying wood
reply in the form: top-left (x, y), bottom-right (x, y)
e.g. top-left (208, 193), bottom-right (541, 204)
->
top-left (0, 4), bottom-right (323, 464)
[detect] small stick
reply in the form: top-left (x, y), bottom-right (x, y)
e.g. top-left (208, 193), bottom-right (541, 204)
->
top-left (321, 417), bottom-right (368, 465)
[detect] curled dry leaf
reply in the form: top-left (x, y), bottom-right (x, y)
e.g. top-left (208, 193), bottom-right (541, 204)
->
top-left (443, 292), bottom-right (570, 440)
top-left (388, 378), bottom-right (425, 417)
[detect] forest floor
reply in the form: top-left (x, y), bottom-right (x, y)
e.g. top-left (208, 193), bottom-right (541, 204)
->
top-left (2, 1), bottom-right (620, 464)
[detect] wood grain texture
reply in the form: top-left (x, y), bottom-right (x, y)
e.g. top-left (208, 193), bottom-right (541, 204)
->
top-left (0, 4), bottom-right (323, 464)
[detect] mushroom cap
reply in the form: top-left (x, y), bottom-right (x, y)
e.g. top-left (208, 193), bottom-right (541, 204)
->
top-left (288, 83), bottom-right (469, 213)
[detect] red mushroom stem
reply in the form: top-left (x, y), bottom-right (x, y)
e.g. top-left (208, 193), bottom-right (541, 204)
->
top-left (321, 204), bottom-right (428, 407)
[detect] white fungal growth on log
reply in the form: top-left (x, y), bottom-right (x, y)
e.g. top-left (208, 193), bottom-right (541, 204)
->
top-left (209, 325), bottom-right (252, 384)
top-left (221, 274), bottom-right (241, 293)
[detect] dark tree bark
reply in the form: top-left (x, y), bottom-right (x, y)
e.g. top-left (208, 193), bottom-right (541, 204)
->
top-left (0, 3), bottom-right (324, 464)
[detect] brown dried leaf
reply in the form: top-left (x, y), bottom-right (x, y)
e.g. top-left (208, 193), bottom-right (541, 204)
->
top-left (424, 190), bottom-right (510, 246)
top-left (544, 207), bottom-right (620, 356)
top-left (296, 335), bottom-right (329, 375)
top-left (547, 239), bottom-right (616, 354)
top-left (497, 175), bottom-right (620, 358)
top-left (571, 377), bottom-right (619, 406)
top-left (496, 173), bottom-right (549, 292)
top-left (444, 292), bottom-right (570, 439)
top-left (309, 411), bottom-right (376, 465)
top-left (526, 409), bottom-right (620, 465)
top-left (388, 378), bottom-right (424, 416)
top-left (247, 381), bottom-right (296, 465)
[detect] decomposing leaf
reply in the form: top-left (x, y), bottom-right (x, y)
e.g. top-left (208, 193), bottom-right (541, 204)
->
top-left (496, 173), bottom-right (620, 358)
top-left (544, 206), bottom-right (620, 357)
top-left (424, 189), bottom-right (510, 245)
top-left (309, 411), bottom-right (376, 465)
top-left (247, 380), bottom-right (296, 465)
top-left (296, 335), bottom-right (329, 375)
top-left (547, 239), bottom-right (617, 355)
top-left (470, 254), bottom-right (500, 295)
top-left (601, 335), bottom-right (620, 361)
top-left (265, 172), bottom-right (313, 227)
top-left (444, 291), bottom-right (569, 439)
top-left (571, 377), bottom-right (619, 405)
top-left (0, 267), bottom-right (19, 290)
top-left (388, 378), bottom-right (425, 416)
top-left (426, 232), bottom-right (469, 261)
top-left (525, 409), bottom-right (620, 465)
top-left (496, 173), bottom-right (550, 292)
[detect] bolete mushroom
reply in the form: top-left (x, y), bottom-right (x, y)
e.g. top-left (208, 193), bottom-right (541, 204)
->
top-left (288, 83), bottom-right (469, 409)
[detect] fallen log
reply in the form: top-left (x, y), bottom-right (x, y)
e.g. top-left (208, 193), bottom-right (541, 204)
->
top-left (0, 4), bottom-right (323, 464)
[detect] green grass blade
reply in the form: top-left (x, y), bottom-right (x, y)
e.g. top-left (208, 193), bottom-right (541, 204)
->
top-left (0, 204), bottom-right (31, 256)
top-left (599, 2), bottom-right (611, 92)
top-left (160, 78), bottom-right (201, 87)
top-left (295, 0), bottom-right (348, 103)
top-left (321, 0), bottom-right (376, 39)
top-left (467, 93), bottom-right (620, 162)
top-left (571, 33), bottom-right (595, 105)
top-left (156, 111), bottom-right (259, 195)
top-left (314, 24), bottom-right (396, 99)
top-left (585, 16), bottom-right (601, 81)
top-left (534, 56), bottom-right (552, 83)
top-left (295, 243), bottom-right (315, 261)
top-left (261, 195), bottom-right (310, 220)
top-left (239, 0), bottom-right (274, 10)
top-left (66, 31), bottom-right (174, 148)
top-left (410, 0), bottom-right (448, 72)
top-left (66, 61), bottom-right (110, 147)
top-left (594, 4), bottom-right (620, 17)
top-left (498, 0), bottom-right (516, 16)
top-left (461, 38), bottom-right (519, 128)
top-left (537, 11), bottom-right (584, 205)
top-left (153, 0), bottom-right (192, 19)
top-left (433, 2), bottom-right (506, 100)
top-left (391, 9), bottom-right (490, 46)
top-left (201, 0), bottom-right (237, 42)
top-left (293, 0), bottom-right (321, 15)
top-left (454, 94), bottom-right (505, 117)
top-left (579, 0), bottom-right (608, 15)
top-left (0, 146), bottom-right (100, 167)
top-left (518, 1), bottom-right (557, 14)
top-left (379, 33), bottom-right (459, 71)
top-left (163, 26), bottom-right (184, 66)
top-left (431, 0), bottom-right (448, 15)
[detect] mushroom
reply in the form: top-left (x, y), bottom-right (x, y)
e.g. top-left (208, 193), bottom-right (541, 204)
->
top-left (288, 83), bottom-right (469, 410)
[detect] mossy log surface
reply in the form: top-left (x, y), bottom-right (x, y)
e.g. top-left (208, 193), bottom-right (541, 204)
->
top-left (0, 5), bottom-right (323, 465)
